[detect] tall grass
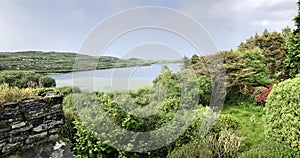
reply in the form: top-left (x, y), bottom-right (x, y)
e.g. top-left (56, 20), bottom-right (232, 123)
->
top-left (0, 83), bottom-right (39, 104)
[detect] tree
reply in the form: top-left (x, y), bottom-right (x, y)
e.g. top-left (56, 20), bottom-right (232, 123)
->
top-left (285, 0), bottom-right (300, 78)
top-left (285, 33), bottom-right (300, 78)
top-left (242, 48), bottom-right (273, 86)
top-left (238, 30), bottom-right (288, 80)
top-left (192, 49), bottom-right (273, 96)
top-left (294, 0), bottom-right (300, 33)
top-left (191, 54), bottom-right (199, 64)
top-left (282, 27), bottom-right (293, 42)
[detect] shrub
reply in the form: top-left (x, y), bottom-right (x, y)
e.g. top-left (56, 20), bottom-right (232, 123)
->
top-left (0, 71), bottom-right (56, 88)
top-left (265, 76), bottom-right (300, 150)
top-left (60, 91), bottom-right (213, 157)
top-left (0, 83), bottom-right (38, 104)
top-left (239, 141), bottom-right (300, 158)
top-left (213, 114), bottom-right (241, 133)
top-left (39, 76), bottom-right (56, 87)
top-left (251, 85), bottom-right (272, 106)
top-left (205, 130), bottom-right (244, 158)
top-left (56, 86), bottom-right (81, 97)
top-left (73, 121), bottom-right (118, 158)
top-left (167, 141), bottom-right (212, 158)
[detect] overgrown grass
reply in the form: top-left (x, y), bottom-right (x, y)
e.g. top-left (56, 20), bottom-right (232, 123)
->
top-left (0, 84), bottom-right (39, 104)
top-left (221, 101), bottom-right (265, 151)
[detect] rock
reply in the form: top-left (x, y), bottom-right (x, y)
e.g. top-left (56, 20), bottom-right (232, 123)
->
top-left (9, 141), bottom-right (74, 158)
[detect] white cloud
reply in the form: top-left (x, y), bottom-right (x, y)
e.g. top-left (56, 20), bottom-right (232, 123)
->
top-left (174, 0), bottom-right (298, 50)
top-left (0, 0), bottom-right (298, 52)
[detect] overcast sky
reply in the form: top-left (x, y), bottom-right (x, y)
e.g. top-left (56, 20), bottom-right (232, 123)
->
top-left (0, 0), bottom-right (298, 59)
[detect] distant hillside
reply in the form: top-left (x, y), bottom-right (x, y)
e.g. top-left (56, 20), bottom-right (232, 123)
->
top-left (0, 51), bottom-right (177, 73)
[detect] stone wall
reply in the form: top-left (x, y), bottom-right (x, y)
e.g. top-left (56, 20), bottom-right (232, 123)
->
top-left (0, 96), bottom-right (63, 156)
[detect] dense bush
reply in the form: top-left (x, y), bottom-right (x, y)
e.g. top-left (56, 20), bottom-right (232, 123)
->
top-left (60, 90), bottom-right (215, 157)
top-left (213, 114), bottom-right (241, 133)
top-left (0, 71), bottom-right (56, 88)
top-left (39, 76), bottom-right (56, 87)
top-left (167, 141), bottom-right (212, 158)
top-left (239, 141), bottom-right (300, 158)
top-left (73, 121), bottom-right (118, 158)
top-left (265, 76), bottom-right (300, 150)
top-left (0, 83), bottom-right (38, 104)
top-left (153, 65), bottom-right (181, 98)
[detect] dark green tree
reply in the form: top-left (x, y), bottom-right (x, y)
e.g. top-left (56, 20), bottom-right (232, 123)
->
top-left (285, 0), bottom-right (300, 78)
top-left (191, 54), bottom-right (199, 64)
top-left (286, 33), bottom-right (300, 78)
top-left (238, 30), bottom-right (288, 80)
top-left (294, 0), bottom-right (300, 33)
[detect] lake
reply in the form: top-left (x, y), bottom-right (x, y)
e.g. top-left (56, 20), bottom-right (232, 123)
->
top-left (48, 63), bottom-right (182, 92)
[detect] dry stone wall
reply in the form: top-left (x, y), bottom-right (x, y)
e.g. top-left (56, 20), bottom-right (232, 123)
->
top-left (0, 96), bottom-right (63, 156)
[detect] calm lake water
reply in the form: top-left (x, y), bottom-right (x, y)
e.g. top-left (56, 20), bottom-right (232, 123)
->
top-left (48, 63), bottom-right (182, 92)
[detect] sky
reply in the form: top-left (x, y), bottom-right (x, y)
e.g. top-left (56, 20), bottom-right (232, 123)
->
top-left (0, 0), bottom-right (298, 59)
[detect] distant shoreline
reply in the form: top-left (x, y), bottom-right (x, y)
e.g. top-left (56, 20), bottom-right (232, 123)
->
top-left (0, 51), bottom-right (181, 74)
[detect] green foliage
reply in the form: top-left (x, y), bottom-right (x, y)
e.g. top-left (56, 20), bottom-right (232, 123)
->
top-left (73, 121), bottom-right (118, 158)
top-left (239, 141), bottom-right (300, 158)
top-left (60, 87), bottom-right (211, 157)
top-left (197, 76), bottom-right (211, 106)
top-left (129, 88), bottom-right (151, 106)
top-left (242, 48), bottom-right (273, 86)
top-left (190, 54), bottom-right (199, 65)
top-left (193, 49), bottom-right (273, 97)
top-left (213, 114), bottom-right (241, 133)
top-left (282, 27), bottom-right (294, 41)
top-left (238, 30), bottom-right (288, 80)
top-left (167, 141), bottom-right (212, 158)
top-left (38, 86), bottom-right (81, 97)
top-left (39, 76), bottom-right (56, 87)
top-left (265, 76), bottom-right (300, 150)
top-left (0, 71), bottom-right (56, 88)
top-left (153, 65), bottom-right (181, 98)
top-left (286, 32), bottom-right (300, 78)
top-left (294, 0), bottom-right (300, 33)
top-left (56, 86), bottom-right (82, 97)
